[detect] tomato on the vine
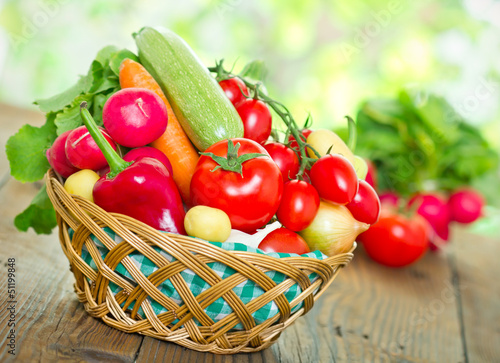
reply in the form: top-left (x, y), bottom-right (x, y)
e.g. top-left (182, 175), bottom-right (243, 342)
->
top-left (219, 77), bottom-right (249, 106)
top-left (276, 180), bottom-right (320, 231)
top-left (346, 180), bottom-right (381, 225)
top-left (358, 210), bottom-right (428, 267)
top-left (236, 99), bottom-right (272, 144)
top-left (310, 154), bottom-right (358, 205)
top-left (258, 228), bottom-right (310, 255)
top-left (287, 129), bottom-right (313, 152)
top-left (263, 142), bottom-right (300, 183)
top-left (190, 138), bottom-right (283, 233)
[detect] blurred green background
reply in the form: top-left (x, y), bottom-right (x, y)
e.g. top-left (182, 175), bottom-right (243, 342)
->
top-left (0, 0), bottom-right (499, 151)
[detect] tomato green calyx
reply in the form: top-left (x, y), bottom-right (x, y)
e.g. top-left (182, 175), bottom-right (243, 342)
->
top-left (79, 102), bottom-right (132, 179)
top-left (346, 115), bottom-right (357, 152)
top-left (200, 139), bottom-right (267, 175)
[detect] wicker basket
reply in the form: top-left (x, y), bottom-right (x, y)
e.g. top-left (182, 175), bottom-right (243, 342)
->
top-left (45, 169), bottom-right (355, 354)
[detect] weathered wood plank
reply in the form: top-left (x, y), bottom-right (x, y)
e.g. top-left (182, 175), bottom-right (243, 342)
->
top-left (451, 227), bottom-right (500, 362)
top-left (0, 178), bottom-right (143, 362)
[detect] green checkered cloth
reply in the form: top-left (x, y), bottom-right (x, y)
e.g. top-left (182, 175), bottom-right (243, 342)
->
top-left (71, 227), bottom-right (327, 330)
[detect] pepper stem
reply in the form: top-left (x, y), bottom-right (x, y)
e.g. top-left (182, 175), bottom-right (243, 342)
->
top-left (79, 102), bottom-right (131, 179)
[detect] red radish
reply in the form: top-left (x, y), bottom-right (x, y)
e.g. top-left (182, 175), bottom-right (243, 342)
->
top-left (379, 191), bottom-right (400, 207)
top-left (46, 130), bottom-right (80, 178)
top-left (408, 193), bottom-right (451, 249)
top-left (365, 159), bottom-right (377, 190)
top-left (448, 189), bottom-right (484, 224)
top-left (346, 180), bottom-right (381, 225)
top-left (66, 126), bottom-right (117, 170)
top-left (103, 88), bottom-right (168, 148)
top-left (124, 147), bottom-right (173, 176)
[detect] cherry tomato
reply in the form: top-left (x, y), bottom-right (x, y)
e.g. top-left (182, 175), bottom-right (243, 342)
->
top-left (236, 99), bottom-right (272, 144)
top-left (258, 228), bottom-right (310, 255)
top-left (358, 211), bottom-right (428, 267)
top-left (219, 77), bottom-right (249, 106)
top-left (263, 142), bottom-right (300, 183)
top-left (277, 180), bottom-right (320, 231)
top-left (310, 154), bottom-right (358, 205)
top-left (346, 180), bottom-right (381, 225)
top-left (287, 129), bottom-right (313, 152)
top-left (365, 159), bottom-right (377, 190)
top-left (190, 138), bottom-right (283, 233)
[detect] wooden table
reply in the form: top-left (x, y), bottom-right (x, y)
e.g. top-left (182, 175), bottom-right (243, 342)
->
top-left (1, 104), bottom-right (499, 362)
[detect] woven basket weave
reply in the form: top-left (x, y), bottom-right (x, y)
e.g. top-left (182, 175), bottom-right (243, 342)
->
top-left (45, 169), bottom-right (354, 354)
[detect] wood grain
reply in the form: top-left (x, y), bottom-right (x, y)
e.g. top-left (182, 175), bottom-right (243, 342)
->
top-left (451, 227), bottom-right (500, 363)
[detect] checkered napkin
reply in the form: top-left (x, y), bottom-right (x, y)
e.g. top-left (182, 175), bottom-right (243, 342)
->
top-left (71, 227), bottom-right (327, 329)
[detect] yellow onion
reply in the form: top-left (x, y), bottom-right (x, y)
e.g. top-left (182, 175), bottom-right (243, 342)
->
top-left (298, 201), bottom-right (369, 256)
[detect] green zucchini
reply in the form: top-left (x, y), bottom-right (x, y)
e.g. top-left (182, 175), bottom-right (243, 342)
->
top-left (135, 27), bottom-right (244, 151)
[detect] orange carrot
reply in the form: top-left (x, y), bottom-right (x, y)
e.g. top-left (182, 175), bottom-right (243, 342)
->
top-left (119, 58), bottom-right (199, 203)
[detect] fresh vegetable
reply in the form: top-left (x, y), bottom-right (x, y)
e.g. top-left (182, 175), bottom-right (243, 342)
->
top-left (276, 180), bottom-right (320, 231)
top-left (365, 158), bottom-right (377, 190)
top-left (64, 169), bottom-right (100, 202)
top-left (46, 130), bottom-right (80, 178)
top-left (119, 58), bottom-right (199, 203)
top-left (190, 138), bottom-right (283, 233)
top-left (135, 27), bottom-right (244, 151)
top-left (219, 77), bottom-right (249, 106)
top-left (448, 189), bottom-right (484, 224)
top-left (306, 129), bottom-right (355, 165)
top-left (355, 89), bottom-right (499, 199)
top-left (123, 147), bottom-right (173, 176)
top-left (102, 88), bottom-right (168, 147)
top-left (80, 102), bottom-right (186, 234)
top-left (353, 156), bottom-right (368, 180)
top-left (358, 210), bottom-right (428, 267)
top-left (408, 193), bottom-right (450, 244)
top-left (65, 125), bottom-right (117, 170)
top-left (263, 142), bottom-right (299, 183)
top-left (258, 228), bottom-right (310, 255)
top-left (299, 201), bottom-right (369, 256)
top-left (346, 180), bottom-right (381, 225)
top-left (310, 154), bottom-right (359, 205)
top-left (379, 191), bottom-right (400, 207)
top-left (184, 206), bottom-right (231, 242)
top-left (236, 98), bottom-right (272, 144)
top-left (287, 129), bottom-right (313, 152)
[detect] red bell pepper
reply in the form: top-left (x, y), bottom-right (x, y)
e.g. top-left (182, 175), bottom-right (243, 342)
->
top-left (79, 102), bottom-right (186, 234)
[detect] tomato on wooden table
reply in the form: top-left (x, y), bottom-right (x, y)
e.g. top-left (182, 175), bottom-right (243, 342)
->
top-left (358, 210), bottom-right (428, 267)
top-left (219, 77), bottom-right (249, 106)
top-left (190, 138), bottom-right (283, 233)
top-left (277, 180), bottom-right (320, 231)
top-left (258, 228), bottom-right (310, 255)
top-left (263, 142), bottom-right (300, 183)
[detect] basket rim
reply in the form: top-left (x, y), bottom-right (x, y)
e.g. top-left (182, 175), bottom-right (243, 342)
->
top-left (45, 168), bottom-right (356, 263)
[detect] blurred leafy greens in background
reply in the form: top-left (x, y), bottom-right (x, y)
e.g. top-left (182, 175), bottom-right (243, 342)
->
top-left (354, 89), bottom-right (499, 204)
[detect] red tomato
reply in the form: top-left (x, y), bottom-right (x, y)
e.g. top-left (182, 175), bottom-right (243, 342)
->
top-left (219, 77), bottom-right (249, 106)
top-left (346, 180), bottom-right (381, 225)
top-left (365, 159), bottom-right (377, 190)
top-left (287, 129), bottom-right (313, 152)
top-left (277, 180), bottom-right (320, 231)
top-left (236, 99), bottom-right (272, 144)
top-left (358, 211), bottom-right (428, 267)
top-left (310, 154), bottom-right (358, 205)
top-left (263, 142), bottom-right (300, 183)
top-left (258, 228), bottom-right (310, 255)
top-left (190, 138), bottom-right (283, 233)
